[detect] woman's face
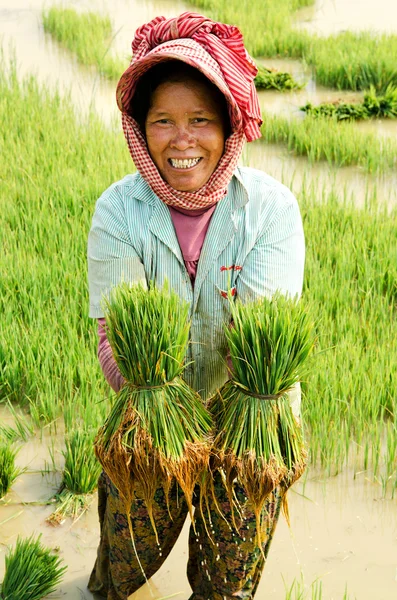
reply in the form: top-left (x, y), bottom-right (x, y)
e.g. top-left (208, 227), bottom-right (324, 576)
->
top-left (145, 79), bottom-right (226, 193)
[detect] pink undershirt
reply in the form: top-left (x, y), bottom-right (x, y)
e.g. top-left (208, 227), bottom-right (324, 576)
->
top-left (97, 203), bottom-right (217, 392)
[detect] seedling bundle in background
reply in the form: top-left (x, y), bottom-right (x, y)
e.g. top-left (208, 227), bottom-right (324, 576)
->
top-left (95, 282), bottom-right (212, 545)
top-left (0, 440), bottom-right (24, 500)
top-left (47, 428), bottom-right (102, 525)
top-left (0, 534), bottom-right (66, 600)
top-left (208, 293), bottom-right (315, 546)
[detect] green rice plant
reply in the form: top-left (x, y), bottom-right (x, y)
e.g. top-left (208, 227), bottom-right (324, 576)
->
top-left (187, 0), bottom-right (397, 91)
top-left (255, 66), bottom-right (302, 91)
top-left (209, 293), bottom-right (315, 544)
top-left (299, 182), bottom-right (397, 473)
top-left (0, 402), bottom-right (34, 442)
top-left (2, 46), bottom-right (397, 488)
top-left (0, 534), bottom-right (66, 600)
top-left (301, 85), bottom-right (397, 121)
top-left (0, 59), bottom-right (129, 425)
top-left (42, 3), bottom-right (397, 93)
top-left (308, 32), bottom-right (397, 92)
top-left (363, 84), bottom-right (397, 118)
top-left (300, 102), bottom-right (368, 121)
top-left (95, 282), bottom-right (212, 542)
top-left (260, 111), bottom-right (397, 172)
top-left (47, 428), bottom-right (101, 525)
top-left (0, 441), bottom-right (24, 500)
top-left (42, 7), bottom-right (127, 80)
top-left (283, 574), bottom-right (352, 599)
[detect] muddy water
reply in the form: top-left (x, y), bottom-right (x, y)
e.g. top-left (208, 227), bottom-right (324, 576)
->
top-left (0, 0), bottom-right (186, 122)
top-left (1, 418), bottom-right (397, 600)
top-left (242, 141), bottom-right (397, 210)
top-left (295, 0), bottom-right (397, 35)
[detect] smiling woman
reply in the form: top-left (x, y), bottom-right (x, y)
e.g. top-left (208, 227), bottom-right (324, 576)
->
top-left (87, 11), bottom-right (305, 600)
top-left (141, 64), bottom-right (228, 193)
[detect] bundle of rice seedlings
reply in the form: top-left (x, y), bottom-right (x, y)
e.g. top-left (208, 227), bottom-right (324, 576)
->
top-left (95, 282), bottom-right (212, 542)
top-left (47, 428), bottom-right (101, 525)
top-left (255, 66), bottom-right (302, 91)
top-left (0, 440), bottom-right (24, 500)
top-left (0, 534), bottom-right (66, 600)
top-left (209, 293), bottom-right (315, 545)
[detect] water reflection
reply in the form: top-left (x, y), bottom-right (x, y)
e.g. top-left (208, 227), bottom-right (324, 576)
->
top-left (295, 0), bottom-right (397, 35)
top-left (1, 415), bottom-right (396, 600)
top-left (243, 142), bottom-right (397, 209)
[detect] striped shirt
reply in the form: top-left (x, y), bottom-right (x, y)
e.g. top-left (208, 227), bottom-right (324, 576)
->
top-left (87, 166), bottom-right (305, 408)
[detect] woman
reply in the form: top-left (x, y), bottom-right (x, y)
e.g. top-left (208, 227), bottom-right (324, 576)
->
top-left (87, 12), bottom-right (304, 600)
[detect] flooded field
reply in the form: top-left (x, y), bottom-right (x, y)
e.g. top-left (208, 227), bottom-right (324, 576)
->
top-left (295, 0), bottom-right (397, 35)
top-left (2, 407), bottom-right (397, 599)
top-left (1, 0), bottom-right (397, 598)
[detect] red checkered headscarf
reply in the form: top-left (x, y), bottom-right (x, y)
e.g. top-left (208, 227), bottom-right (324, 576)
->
top-left (116, 12), bottom-right (262, 210)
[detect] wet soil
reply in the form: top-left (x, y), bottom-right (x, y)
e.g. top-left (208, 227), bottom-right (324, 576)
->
top-left (1, 426), bottom-right (396, 599)
top-left (295, 0), bottom-right (397, 36)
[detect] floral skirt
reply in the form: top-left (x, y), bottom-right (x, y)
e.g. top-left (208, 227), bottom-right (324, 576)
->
top-left (88, 471), bottom-right (284, 600)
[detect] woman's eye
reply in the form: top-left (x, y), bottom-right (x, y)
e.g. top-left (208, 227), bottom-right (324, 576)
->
top-left (193, 118), bottom-right (208, 124)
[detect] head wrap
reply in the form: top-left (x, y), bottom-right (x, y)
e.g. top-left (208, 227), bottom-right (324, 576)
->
top-left (116, 12), bottom-right (262, 210)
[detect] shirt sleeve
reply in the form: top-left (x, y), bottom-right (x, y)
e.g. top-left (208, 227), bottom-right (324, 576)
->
top-left (237, 188), bottom-right (305, 302)
top-left (87, 186), bottom-right (147, 318)
top-left (97, 318), bottom-right (125, 392)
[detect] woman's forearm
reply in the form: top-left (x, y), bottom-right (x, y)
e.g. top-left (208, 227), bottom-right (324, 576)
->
top-left (97, 318), bottom-right (125, 392)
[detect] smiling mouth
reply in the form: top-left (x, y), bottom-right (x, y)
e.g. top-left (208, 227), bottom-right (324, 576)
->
top-left (168, 158), bottom-right (202, 169)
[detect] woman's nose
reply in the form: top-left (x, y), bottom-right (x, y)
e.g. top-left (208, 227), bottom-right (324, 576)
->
top-left (169, 126), bottom-right (196, 150)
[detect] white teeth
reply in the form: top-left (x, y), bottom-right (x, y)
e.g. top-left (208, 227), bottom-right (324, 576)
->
top-left (169, 158), bottom-right (201, 169)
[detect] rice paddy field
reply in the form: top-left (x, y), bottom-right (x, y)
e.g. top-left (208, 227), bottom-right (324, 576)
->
top-left (1, 0), bottom-right (397, 598)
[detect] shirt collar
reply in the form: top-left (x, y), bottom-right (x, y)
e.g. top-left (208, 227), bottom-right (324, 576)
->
top-left (127, 169), bottom-right (249, 211)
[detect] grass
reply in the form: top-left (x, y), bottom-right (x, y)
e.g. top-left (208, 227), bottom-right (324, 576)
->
top-left (283, 575), bottom-right (353, 599)
top-left (95, 283), bottom-right (212, 537)
top-left (0, 441), bottom-right (24, 500)
top-left (41, 7), bottom-right (397, 174)
top-left (209, 294), bottom-right (314, 542)
top-left (260, 111), bottom-right (397, 173)
top-left (188, 0), bottom-right (397, 92)
top-left (47, 428), bottom-right (102, 525)
top-left (42, 7), bottom-right (127, 80)
top-left (0, 534), bottom-right (66, 600)
top-left (43, 7), bottom-right (302, 91)
top-left (255, 66), bottom-right (302, 91)
top-left (301, 85), bottom-right (397, 121)
top-left (0, 402), bottom-right (34, 442)
top-left (300, 181), bottom-right (397, 484)
top-left (0, 59), bottom-right (131, 425)
top-left (42, 3), bottom-right (397, 93)
top-left (1, 56), bottom-right (397, 493)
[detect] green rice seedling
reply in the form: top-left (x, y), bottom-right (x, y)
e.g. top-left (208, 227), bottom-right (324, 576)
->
top-left (0, 441), bottom-right (24, 500)
top-left (42, 7), bottom-right (127, 80)
top-left (260, 111), bottom-right (397, 172)
top-left (255, 66), bottom-right (302, 91)
top-left (301, 85), bottom-right (397, 121)
top-left (307, 32), bottom-right (397, 92)
top-left (0, 534), bottom-right (66, 600)
top-left (0, 402), bottom-right (34, 442)
top-left (300, 102), bottom-right (368, 121)
top-left (47, 428), bottom-right (101, 525)
top-left (95, 282), bottom-right (212, 542)
top-left (209, 293), bottom-right (315, 545)
top-left (363, 84), bottom-right (397, 118)
top-left (0, 59), bottom-right (129, 426)
top-left (187, 0), bottom-right (397, 92)
top-left (42, 2), bottom-right (397, 93)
